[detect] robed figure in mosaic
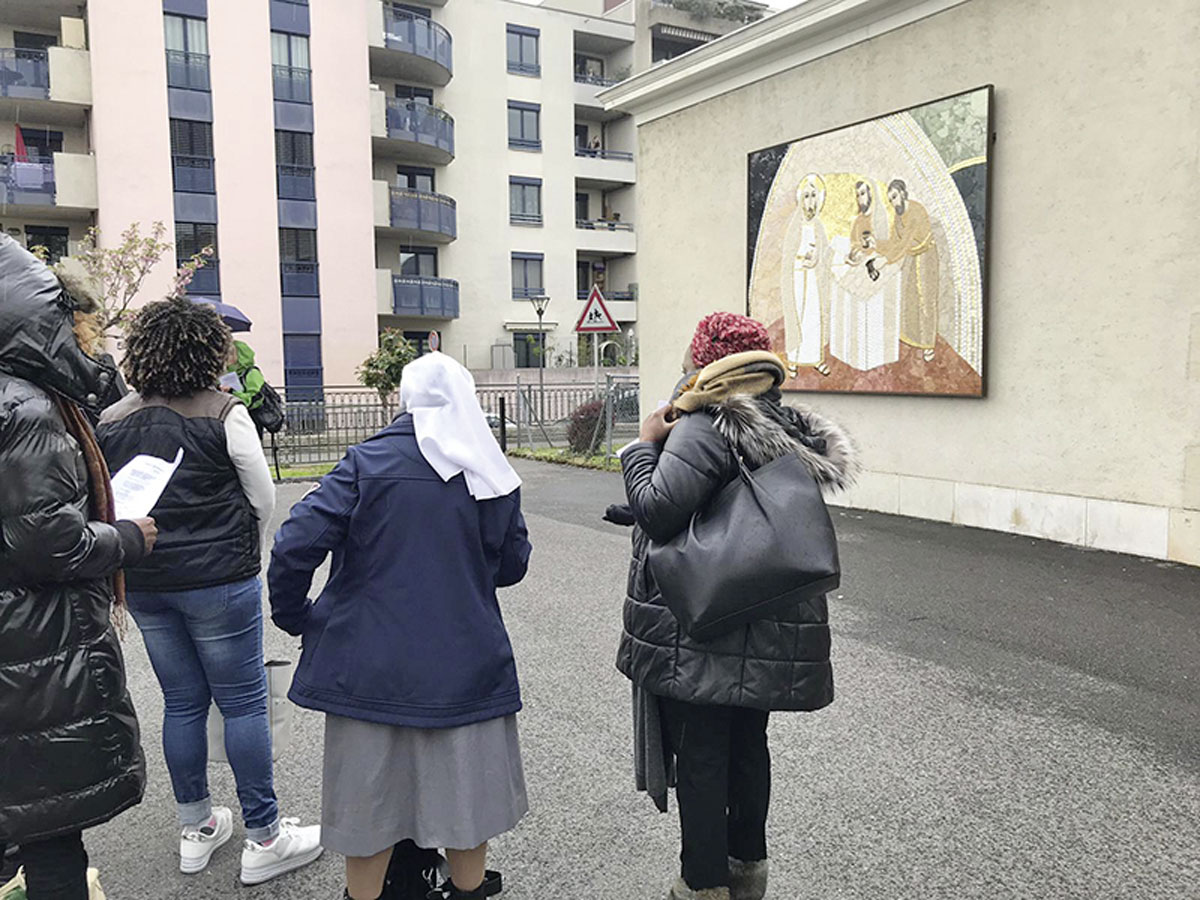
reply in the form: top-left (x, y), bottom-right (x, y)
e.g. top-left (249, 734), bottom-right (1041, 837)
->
top-left (781, 174), bottom-right (832, 376)
top-left (868, 178), bottom-right (941, 361)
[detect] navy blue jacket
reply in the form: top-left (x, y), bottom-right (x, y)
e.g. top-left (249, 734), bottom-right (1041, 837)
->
top-left (268, 414), bottom-right (531, 729)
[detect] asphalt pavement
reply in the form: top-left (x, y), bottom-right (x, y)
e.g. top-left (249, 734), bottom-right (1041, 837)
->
top-left (86, 459), bottom-right (1200, 899)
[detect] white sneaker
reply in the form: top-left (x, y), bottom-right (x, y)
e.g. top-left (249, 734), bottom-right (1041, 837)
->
top-left (238, 817), bottom-right (323, 885)
top-left (179, 806), bottom-right (234, 874)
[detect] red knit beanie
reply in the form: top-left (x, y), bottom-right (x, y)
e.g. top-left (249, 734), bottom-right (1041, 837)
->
top-left (689, 312), bottom-right (772, 370)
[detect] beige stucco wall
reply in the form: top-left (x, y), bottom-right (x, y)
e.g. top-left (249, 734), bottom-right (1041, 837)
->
top-left (632, 0), bottom-right (1199, 556)
top-left (208, 0), bottom-right (286, 385)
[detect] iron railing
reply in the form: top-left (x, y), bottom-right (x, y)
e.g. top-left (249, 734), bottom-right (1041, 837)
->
top-left (384, 98), bottom-right (455, 157)
top-left (273, 64), bottom-right (311, 102)
top-left (389, 187), bottom-right (456, 239)
top-left (0, 153), bottom-right (55, 204)
top-left (574, 71), bottom-right (618, 87)
top-left (577, 289), bottom-right (634, 301)
top-left (383, 6), bottom-right (453, 76)
top-left (391, 275), bottom-right (459, 319)
top-left (575, 146), bottom-right (634, 161)
top-left (0, 48), bottom-right (50, 99)
top-left (510, 212), bottom-right (542, 226)
top-left (184, 259), bottom-right (220, 295)
top-left (281, 261), bottom-right (319, 295)
top-left (165, 49), bottom-right (210, 90)
top-left (266, 378), bottom-right (640, 470)
top-left (277, 164), bottom-right (315, 200)
top-left (577, 218), bottom-right (634, 231)
top-left (172, 155), bottom-right (215, 193)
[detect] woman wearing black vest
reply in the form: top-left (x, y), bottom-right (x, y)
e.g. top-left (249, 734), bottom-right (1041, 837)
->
top-left (96, 298), bottom-right (322, 886)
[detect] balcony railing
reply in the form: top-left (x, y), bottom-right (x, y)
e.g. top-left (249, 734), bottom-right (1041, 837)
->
top-left (510, 211), bottom-right (542, 226)
top-left (508, 60), bottom-right (541, 77)
top-left (172, 155), bottom-right (215, 193)
top-left (577, 289), bottom-right (634, 301)
top-left (185, 259), bottom-right (221, 295)
top-left (389, 188), bottom-right (456, 239)
top-left (165, 50), bottom-right (211, 91)
top-left (383, 7), bottom-right (453, 78)
top-left (0, 153), bottom-right (55, 205)
top-left (281, 261), bottom-right (320, 295)
top-left (278, 164), bottom-right (316, 200)
top-left (512, 285), bottom-right (544, 300)
top-left (575, 147), bottom-right (635, 162)
top-left (391, 275), bottom-right (459, 319)
top-left (577, 219), bottom-right (634, 231)
top-left (384, 98), bottom-right (455, 158)
top-left (273, 64), bottom-right (312, 103)
top-left (574, 72), bottom-right (619, 87)
top-left (0, 48), bottom-right (50, 99)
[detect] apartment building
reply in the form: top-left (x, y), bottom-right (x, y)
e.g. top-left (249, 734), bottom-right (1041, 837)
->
top-left (0, 0), bottom-right (762, 391)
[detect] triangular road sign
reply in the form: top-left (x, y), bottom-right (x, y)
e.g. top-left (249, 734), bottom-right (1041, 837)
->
top-left (575, 285), bottom-right (620, 333)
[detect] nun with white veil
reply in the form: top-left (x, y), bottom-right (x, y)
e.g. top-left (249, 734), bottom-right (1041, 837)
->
top-left (269, 352), bottom-right (532, 900)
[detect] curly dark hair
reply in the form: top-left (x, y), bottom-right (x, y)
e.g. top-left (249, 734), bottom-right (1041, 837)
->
top-left (123, 298), bottom-right (232, 398)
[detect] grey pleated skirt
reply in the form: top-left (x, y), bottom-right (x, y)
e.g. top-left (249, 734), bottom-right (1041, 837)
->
top-left (320, 713), bottom-right (528, 858)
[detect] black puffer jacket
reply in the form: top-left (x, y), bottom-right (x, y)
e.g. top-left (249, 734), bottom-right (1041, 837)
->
top-left (0, 235), bottom-right (146, 842)
top-left (618, 391), bottom-right (857, 711)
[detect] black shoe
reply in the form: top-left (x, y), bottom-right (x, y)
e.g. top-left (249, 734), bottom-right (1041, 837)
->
top-left (426, 881), bottom-right (486, 900)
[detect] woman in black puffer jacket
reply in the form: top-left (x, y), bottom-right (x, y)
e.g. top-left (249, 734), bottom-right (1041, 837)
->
top-left (0, 236), bottom-right (154, 898)
top-left (618, 313), bottom-right (856, 900)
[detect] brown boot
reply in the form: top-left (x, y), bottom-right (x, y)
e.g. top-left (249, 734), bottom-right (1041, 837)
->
top-left (666, 875), bottom-right (731, 900)
top-left (728, 858), bottom-right (768, 900)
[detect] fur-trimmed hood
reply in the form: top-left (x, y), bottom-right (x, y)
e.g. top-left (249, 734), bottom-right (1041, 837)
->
top-left (709, 394), bottom-right (859, 492)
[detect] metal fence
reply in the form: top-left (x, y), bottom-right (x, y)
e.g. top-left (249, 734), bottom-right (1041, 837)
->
top-left (266, 377), bottom-right (640, 473)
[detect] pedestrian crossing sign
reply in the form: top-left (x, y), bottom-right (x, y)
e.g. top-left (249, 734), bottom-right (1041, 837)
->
top-left (575, 286), bottom-right (619, 334)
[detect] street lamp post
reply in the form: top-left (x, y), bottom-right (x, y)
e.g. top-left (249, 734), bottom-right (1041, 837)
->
top-left (529, 294), bottom-right (550, 421)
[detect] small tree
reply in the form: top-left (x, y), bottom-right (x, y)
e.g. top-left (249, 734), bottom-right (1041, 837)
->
top-left (358, 329), bottom-right (418, 415)
top-left (35, 221), bottom-right (214, 338)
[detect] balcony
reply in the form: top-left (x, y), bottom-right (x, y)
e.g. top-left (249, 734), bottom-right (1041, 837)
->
top-left (575, 146), bottom-right (636, 189)
top-left (574, 72), bottom-right (622, 113)
top-left (0, 151), bottom-right (97, 217)
top-left (374, 182), bottom-right (457, 242)
top-left (273, 65), bottom-right (312, 103)
top-left (278, 164), bottom-right (316, 201)
top-left (281, 261), bottom-right (320, 296)
top-left (368, 3), bottom-right (453, 87)
top-left (165, 50), bottom-right (210, 91)
top-left (371, 93), bottom-right (455, 165)
top-left (0, 45), bottom-right (92, 121)
top-left (576, 219), bottom-right (636, 255)
top-left (172, 155), bottom-right (215, 193)
top-left (376, 270), bottom-right (460, 320)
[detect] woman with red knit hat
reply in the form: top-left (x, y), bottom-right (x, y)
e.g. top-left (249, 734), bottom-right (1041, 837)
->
top-left (615, 312), bottom-right (858, 900)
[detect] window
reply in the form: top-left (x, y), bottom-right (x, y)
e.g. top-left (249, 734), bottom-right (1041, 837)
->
top-left (507, 101), bottom-right (540, 151)
top-left (575, 124), bottom-right (591, 149)
top-left (397, 166), bottom-right (435, 192)
top-left (395, 84), bottom-right (434, 104)
top-left (404, 330), bottom-right (439, 356)
top-left (574, 54), bottom-right (605, 81)
top-left (509, 177), bottom-right (542, 226)
top-left (577, 260), bottom-right (593, 296)
top-left (25, 226), bottom-right (69, 263)
top-left (164, 15), bottom-right (208, 54)
top-left (511, 252), bottom-right (543, 299)
top-left (170, 119), bottom-right (213, 158)
top-left (512, 332), bottom-right (543, 369)
top-left (16, 127), bottom-right (63, 158)
top-left (506, 25), bottom-right (540, 76)
top-left (279, 228), bottom-right (318, 261)
top-left (400, 248), bottom-right (437, 277)
top-left (275, 130), bottom-right (314, 167)
top-left (272, 32), bottom-right (311, 102)
top-left (175, 222), bottom-right (218, 260)
top-left (575, 192), bottom-right (590, 222)
top-left (13, 32), bottom-right (57, 51)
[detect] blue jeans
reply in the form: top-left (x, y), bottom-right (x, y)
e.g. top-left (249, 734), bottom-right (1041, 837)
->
top-left (128, 576), bottom-right (279, 842)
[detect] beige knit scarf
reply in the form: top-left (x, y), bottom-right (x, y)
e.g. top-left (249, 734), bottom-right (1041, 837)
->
top-left (672, 350), bottom-right (787, 414)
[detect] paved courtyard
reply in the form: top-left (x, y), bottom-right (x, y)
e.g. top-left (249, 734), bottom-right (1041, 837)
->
top-left (87, 460), bottom-right (1200, 899)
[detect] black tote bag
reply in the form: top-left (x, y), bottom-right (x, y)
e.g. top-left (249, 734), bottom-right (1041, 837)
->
top-left (647, 451), bottom-right (840, 642)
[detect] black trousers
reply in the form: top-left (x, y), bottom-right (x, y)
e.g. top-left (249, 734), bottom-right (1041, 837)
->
top-left (660, 698), bottom-right (771, 891)
top-left (0, 833), bottom-right (89, 899)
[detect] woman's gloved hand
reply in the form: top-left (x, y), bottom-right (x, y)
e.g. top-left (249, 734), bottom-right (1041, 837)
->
top-left (603, 504), bottom-right (636, 527)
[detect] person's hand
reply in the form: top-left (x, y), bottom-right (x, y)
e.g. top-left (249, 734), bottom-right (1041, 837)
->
top-left (219, 384), bottom-right (233, 393)
top-left (132, 517), bottom-right (158, 553)
top-left (639, 406), bottom-right (678, 444)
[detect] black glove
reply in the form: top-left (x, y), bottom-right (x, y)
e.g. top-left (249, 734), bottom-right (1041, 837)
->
top-left (603, 504), bottom-right (636, 527)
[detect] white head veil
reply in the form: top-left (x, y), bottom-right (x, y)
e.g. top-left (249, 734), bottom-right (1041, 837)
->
top-left (399, 352), bottom-right (522, 501)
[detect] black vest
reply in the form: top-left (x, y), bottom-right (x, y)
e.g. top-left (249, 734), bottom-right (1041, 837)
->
top-left (97, 390), bottom-right (260, 591)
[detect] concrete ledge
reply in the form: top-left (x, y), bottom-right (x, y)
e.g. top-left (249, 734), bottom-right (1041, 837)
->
top-left (828, 469), bottom-right (1197, 566)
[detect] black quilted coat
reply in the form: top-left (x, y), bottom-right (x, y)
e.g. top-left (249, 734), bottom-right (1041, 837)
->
top-left (618, 392), bottom-right (857, 711)
top-left (0, 235), bottom-right (146, 842)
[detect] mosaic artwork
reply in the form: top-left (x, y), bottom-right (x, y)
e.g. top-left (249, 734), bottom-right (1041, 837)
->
top-left (747, 86), bottom-right (992, 396)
